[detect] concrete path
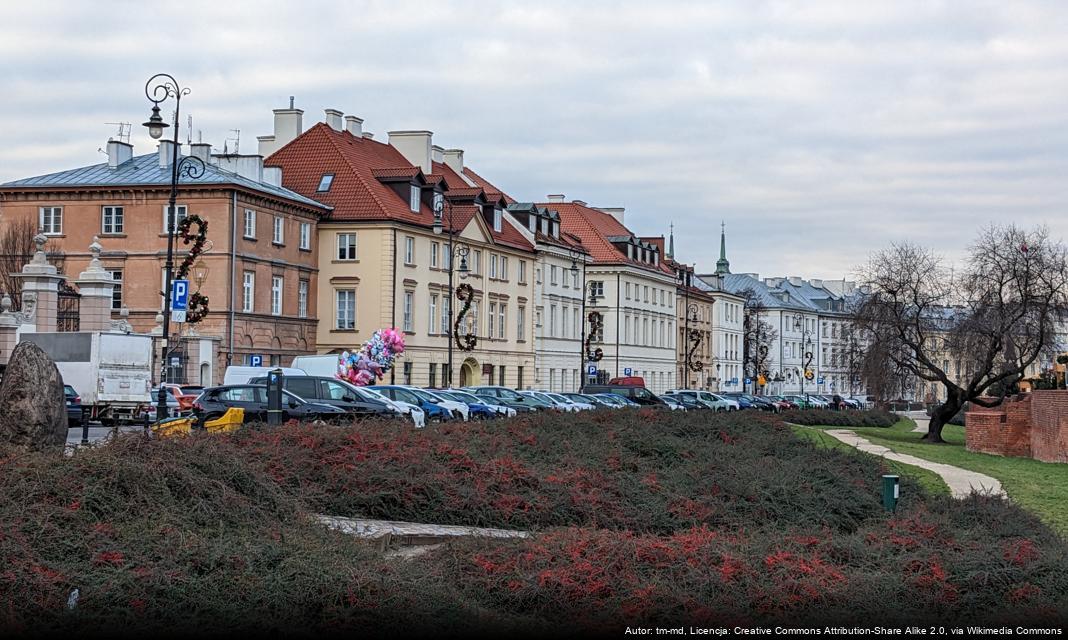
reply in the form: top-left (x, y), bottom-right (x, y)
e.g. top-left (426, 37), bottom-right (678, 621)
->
top-left (821, 428), bottom-right (1005, 499)
top-left (317, 515), bottom-right (529, 552)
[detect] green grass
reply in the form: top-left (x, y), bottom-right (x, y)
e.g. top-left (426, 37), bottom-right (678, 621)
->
top-left (809, 416), bottom-right (1068, 536)
top-left (791, 425), bottom-right (951, 498)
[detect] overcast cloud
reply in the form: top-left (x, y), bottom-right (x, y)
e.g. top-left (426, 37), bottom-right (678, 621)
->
top-left (2, 0), bottom-right (1067, 280)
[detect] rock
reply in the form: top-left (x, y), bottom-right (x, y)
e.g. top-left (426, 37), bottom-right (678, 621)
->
top-left (0, 341), bottom-right (67, 449)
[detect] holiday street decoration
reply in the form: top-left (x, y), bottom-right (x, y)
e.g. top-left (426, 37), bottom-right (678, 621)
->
top-left (336, 328), bottom-right (406, 386)
top-left (585, 311), bottom-right (604, 362)
top-left (173, 214), bottom-right (210, 325)
top-left (453, 283), bottom-right (477, 352)
top-left (688, 329), bottom-right (704, 372)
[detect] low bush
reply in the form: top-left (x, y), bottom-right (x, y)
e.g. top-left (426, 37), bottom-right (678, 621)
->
top-left (782, 409), bottom-right (898, 427)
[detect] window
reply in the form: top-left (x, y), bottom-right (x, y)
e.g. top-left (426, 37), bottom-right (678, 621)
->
top-left (498, 303), bottom-right (506, 339)
top-left (430, 242), bottom-right (439, 268)
top-left (39, 206), bottom-right (63, 235)
top-left (107, 269), bottom-right (123, 310)
top-left (519, 261), bottom-right (527, 283)
top-left (472, 250), bottom-right (481, 275)
top-left (242, 271), bottom-right (255, 312)
top-left (501, 256), bottom-right (509, 280)
top-left (471, 300), bottom-right (480, 336)
top-left (101, 206), bottom-right (124, 234)
top-left (272, 216), bottom-right (284, 244)
top-left (337, 233), bottom-right (357, 260)
top-left (440, 296), bottom-right (450, 335)
top-left (403, 362), bottom-right (413, 385)
top-left (660, 290), bottom-right (665, 306)
top-left (244, 209), bottom-right (256, 239)
top-left (429, 294), bottom-right (438, 335)
top-left (490, 254), bottom-right (498, 279)
top-left (550, 265), bottom-right (558, 285)
top-left (429, 363), bottom-right (437, 388)
top-left (162, 205), bottom-right (187, 233)
top-left (562, 305), bottom-right (569, 338)
top-left (409, 185), bottom-right (421, 213)
top-left (443, 243), bottom-right (452, 270)
top-left (488, 302), bottom-right (496, 338)
top-left (644, 286), bottom-right (649, 303)
top-left (271, 276), bottom-right (283, 316)
top-left (572, 270), bottom-right (579, 289)
top-left (298, 280), bottom-right (309, 318)
top-left (517, 305), bottom-right (525, 340)
top-left (493, 208), bottom-right (503, 232)
top-left (549, 305), bottom-right (557, 337)
top-left (299, 222), bottom-right (311, 250)
top-left (573, 308), bottom-right (579, 338)
top-left (498, 365), bottom-right (506, 386)
top-left (625, 316), bottom-right (631, 344)
top-left (625, 282), bottom-right (631, 299)
top-left (336, 290), bottom-right (355, 329)
top-left (536, 267), bottom-right (542, 284)
top-left (403, 291), bottom-right (414, 331)
top-left (405, 236), bottom-right (415, 265)
top-left (317, 174), bottom-right (334, 192)
top-left (589, 281), bottom-right (604, 298)
top-left (517, 366), bottom-right (524, 390)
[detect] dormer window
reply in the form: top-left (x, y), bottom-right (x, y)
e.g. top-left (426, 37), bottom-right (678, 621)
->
top-left (551, 221), bottom-right (559, 238)
top-left (317, 174), bottom-right (334, 192)
top-left (493, 208), bottom-right (502, 233)
top-left (541, 217), bottom-right (549, 235)
top-left (409, 185), bottom-right (421, 212)
top-left (528, 215), bottom-right (537, 232)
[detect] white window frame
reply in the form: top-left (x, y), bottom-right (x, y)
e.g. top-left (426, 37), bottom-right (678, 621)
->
top-left (501, 256), bottom-right (509, 281)
top-left (498, 303), bottom-right (506, 339)
top-left (271, 276), bottom-right (283, 316)
top-left (244, 209), bottom-right (257, 239)
top-left (472, 250), bottom-right (481, 274)
top-left (337, 233), bottom-right (357, 260)
top-left (405, 236), bottom-right (415, 265)
top-left (335, 289), bottom-right (356, 330)
top-left (550, 265), bottom-right (558, 285)
top-left (107, 269), bottom-right (123, 310)
top-left (429, 294), bottom-right (438, 335)
top-left (101, 205), bottom-right (124, 234)
top-left (403, 291), bottom-right (414, 332)
top-left (493, 207), bottom-right (503, 232)
top-left (298, 280), bottom-right (309, 318)
top-left (519, 260), bottom-right (526, 284)
top-left (299, 222), bottom-right (311, 250)
top-left (162, 204), bottom-right (188, 233)
top-left (489, 254), bottom-right (498, 279)
top-left (409, 185), bottom-right (421, 213)
top-left (40, 206), bottom-right (63, 235)
top-left (242, 271), bottom-right (255, 313)
top-left (488, 302), bottom-right (496, 338)
top-left (272, 216), bottom-right (285, 245)
top-left (430, 241), bottom-right (439, 268)
top-left (518, 305), bottom-right (525, 340)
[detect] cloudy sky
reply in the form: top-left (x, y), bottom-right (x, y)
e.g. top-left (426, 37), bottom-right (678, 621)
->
top-left (2, 0), bottom-right (1067, 280)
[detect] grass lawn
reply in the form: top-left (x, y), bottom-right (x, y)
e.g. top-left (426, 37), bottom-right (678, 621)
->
top-left (814, 417), bottom-right (1068, 537)
top-left (791, 424), bottom-right (951, 498)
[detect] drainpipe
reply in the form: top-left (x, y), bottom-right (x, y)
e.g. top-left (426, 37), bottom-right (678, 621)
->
top-left (228, 191), bottom-right (237, 376)
top-left (615, 273), bottom-right (621, 378)
top-left (390, 227), bottom-right (397, 385)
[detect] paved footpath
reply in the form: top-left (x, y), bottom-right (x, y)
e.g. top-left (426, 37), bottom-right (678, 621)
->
top-left (818, 426), bottom-right (1005, 499)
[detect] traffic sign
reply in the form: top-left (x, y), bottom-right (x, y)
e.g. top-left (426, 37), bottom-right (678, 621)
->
top-left (249, 355), bottom-right (263, 367)
top-left (587, 365), bottom-right (597, 376)
top-left (817, 377), bottom-right (825, 385)
top-left (170, 279), bottom-right (189, 323)
top-left (624, 367), bottom-right (633, 376)
top-left (745, 378), bottom-right (752, 385)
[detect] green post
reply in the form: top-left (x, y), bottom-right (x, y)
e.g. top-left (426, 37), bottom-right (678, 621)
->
top-left (882, 474), bottom-right (899, 512)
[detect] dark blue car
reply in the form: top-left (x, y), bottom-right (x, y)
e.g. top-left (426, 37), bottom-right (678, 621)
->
top-left (436, 390), bottom-right (499, 420)
top-left (368, 386), bottom-right (452, 422)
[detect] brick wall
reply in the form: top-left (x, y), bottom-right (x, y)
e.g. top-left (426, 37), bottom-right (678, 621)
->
top-left (965, 391), bottom-right (1068, 463)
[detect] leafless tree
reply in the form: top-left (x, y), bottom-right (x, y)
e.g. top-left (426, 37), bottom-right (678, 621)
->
top-left (739, 287), bottom-right (779, 394)
top-left (854, 225), bottom-right (1068, 442)
top-left (0, 219), bottom-right (65, 310)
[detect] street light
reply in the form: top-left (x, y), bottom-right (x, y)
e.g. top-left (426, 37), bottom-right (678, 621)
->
top-left (675, 265), bottom-right (704, 389)
top-left (144, 73), bottom-right (205, 422)
top-left (433, 197), bottom-right (473, 386)
top-left (793, 316), bottom-right (815, 399)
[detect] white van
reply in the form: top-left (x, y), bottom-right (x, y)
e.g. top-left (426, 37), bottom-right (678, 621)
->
top-left (222, 366), bottom-right (307, 386)
top-left (290, 354), bottom-right (343, 378)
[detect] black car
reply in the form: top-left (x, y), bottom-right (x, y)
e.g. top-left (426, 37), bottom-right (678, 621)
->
top-left (580, 384), bottom-right (667, 407)
top-left (192, 385), bottom-right (347, 424)
top-left (664, 393), bottom-right (704, 410)
top-left (248, 375), bottom-right (393, 418)
top-left (64, 384), bottom-right (83, 428)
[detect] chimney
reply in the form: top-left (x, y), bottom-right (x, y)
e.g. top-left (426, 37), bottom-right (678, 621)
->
top-left (325, 109), bottom-right (344, 132)
top-left (362, 132), bottom-right (374, 139)
top-left (388, 130), bottom-right (433, 174)
top-left (189, 143), bottom-right (212, 163)
top-left (344, 115), bottom-right (363, 137)
top-left (546, 194), bottom-right (566, 202)
top-left (810, 278), bottom-right (824, 289)
top-left (787, 276), bottom-right (803, 286)
top-left (595, 206), bottom-right (625, 225)
top-left (158, 140), bottom-right (178, 168)
top-left (263, 166), bottom-right (283, 187)
top-left (442, 148), bottom-right (463, 175)
top-left (213, 154), bottom-right (264, 182)
top-left (258, 100), bottom-right (304, 157)
top-left (431, 145), bottom-right (445, 164)
top-left (106, 140), bottom-right (133, 169)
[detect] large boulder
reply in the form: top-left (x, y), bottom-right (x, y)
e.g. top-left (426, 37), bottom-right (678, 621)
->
top-left (0, 341), bottom-right (67, 449)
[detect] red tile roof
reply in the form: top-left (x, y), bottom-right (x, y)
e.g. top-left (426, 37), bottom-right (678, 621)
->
top-left (266, 123), bottom-right (532, 252)
top-left (463, 166), bottom-right (516, 205)
top-left (538, 201), bottom-right (674, 276)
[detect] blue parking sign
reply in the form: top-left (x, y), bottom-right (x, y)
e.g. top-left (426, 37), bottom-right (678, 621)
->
top-left (817, 377), bottom-right (825, 385)
top-left (171, 279), bottom-right (189, 310)
top-left (249, 355), bottom-right (263, 367)
top-left (624, 368), bottom-right (633, 376)
top-left (587, 365), bottom-right (597, 376)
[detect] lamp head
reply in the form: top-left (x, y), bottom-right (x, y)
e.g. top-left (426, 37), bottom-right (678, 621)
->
top-left (143, 105), bottom-right (168, 140)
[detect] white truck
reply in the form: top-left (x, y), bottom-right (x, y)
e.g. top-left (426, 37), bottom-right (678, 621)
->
top-left (20, 332), bottom-right (153, 426)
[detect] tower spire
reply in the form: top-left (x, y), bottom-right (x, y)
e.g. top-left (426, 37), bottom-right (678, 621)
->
top-left (667, 222), bottom-right (675, 259)
top-left (715, 221), bottom-right (730, 275)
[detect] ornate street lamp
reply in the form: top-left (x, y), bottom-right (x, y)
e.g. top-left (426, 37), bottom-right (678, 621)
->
top-left (143, 73), bottom-right (205, 421)
top-left (675, 265), bottom-right (705, 389)
top-left (793, 316), bottom-right (815, 398)
top-left (433, 197), bottom-right (474, 386)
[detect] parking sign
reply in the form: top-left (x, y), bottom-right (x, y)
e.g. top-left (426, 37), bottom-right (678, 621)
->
top-left (249, 355), bottom-right (263, 367)
top-left (624, 368), bottom-right (633, 376)
top-left (587, 365), bottom-right (597, 376)
top-left (170, 279), bottom-right (189, 323)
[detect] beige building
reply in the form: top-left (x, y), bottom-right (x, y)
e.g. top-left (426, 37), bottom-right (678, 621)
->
top-left (261, 106), bottom-right (537, 387)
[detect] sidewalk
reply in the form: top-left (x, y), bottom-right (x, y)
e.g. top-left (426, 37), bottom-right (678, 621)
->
top-left (820, 427), bottom-right (1005, 499)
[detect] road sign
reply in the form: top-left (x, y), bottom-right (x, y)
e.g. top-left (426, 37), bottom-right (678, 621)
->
top-left (249, 355), bottom-right (263, 367)
top-left (170, 279), bottom-right (189, 323)
top-left (745, 378), bottom-right (752, 385)
top-left (170, 357), bottom-right (180, 367)
top-left (624, 368), bottom-right (633, 376)
top-left (587, 365), bottom-right (597, 376)
top-left (817, 377), bottom-right (825, 385)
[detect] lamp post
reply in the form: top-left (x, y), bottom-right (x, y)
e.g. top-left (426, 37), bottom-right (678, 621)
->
top-left (143, 73), bottom-right (205, 422)
top-left (675, 265), bottom-right (704, 389)
top-left (568, 248), bottom-right (586, 389)
top-left (582, 276), bottom-right (604, 384)
top-left (432, 197), bottom-right (470, 387)
top-left (793, 315), bottom-right (814, 399)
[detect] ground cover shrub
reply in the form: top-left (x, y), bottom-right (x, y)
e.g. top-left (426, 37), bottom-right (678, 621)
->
top-left (223, 410), bottom-right (916, 533)
top-left (782, 409), bottom-right (898, 427)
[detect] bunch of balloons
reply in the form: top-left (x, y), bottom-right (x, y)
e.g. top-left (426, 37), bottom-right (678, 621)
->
top-left (336, 328), bottom-right (406, 386)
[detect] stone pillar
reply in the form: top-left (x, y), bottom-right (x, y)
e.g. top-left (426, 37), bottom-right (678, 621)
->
top-left (0, 294), bottom-right (19, 368)
top-left (11, 233), bottom-right (66, 333)
top-left (73, 237), bottom-right (116, 333)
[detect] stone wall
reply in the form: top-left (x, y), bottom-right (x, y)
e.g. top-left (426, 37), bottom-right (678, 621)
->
top-left (965, 391), bottom-right (1068, 463)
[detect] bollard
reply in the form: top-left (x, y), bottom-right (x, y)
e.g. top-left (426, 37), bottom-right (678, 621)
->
top-left (882, 474), bottom-right (899, 512)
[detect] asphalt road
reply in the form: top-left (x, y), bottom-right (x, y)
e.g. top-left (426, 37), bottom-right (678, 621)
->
top-left (66, 424), bottom-right (146, 447)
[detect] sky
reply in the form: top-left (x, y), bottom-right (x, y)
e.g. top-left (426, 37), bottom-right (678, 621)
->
top-left (2, 0), bottom-right (1067, 281)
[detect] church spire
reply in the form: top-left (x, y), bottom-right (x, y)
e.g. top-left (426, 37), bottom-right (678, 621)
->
top-left (667, 222), bottom-right (675, 259)
top-left (715, 221), bottom-right (730, 275)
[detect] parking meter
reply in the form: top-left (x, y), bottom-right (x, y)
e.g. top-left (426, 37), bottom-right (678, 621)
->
top-left (267, 368), bottom-right (284, 426)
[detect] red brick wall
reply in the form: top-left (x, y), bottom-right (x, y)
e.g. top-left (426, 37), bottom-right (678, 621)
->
top-left (966, 392), bottom-right (1068, 463)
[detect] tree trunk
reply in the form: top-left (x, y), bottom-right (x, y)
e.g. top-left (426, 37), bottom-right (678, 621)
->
top-left (924, 397), bottom-right (963, 443)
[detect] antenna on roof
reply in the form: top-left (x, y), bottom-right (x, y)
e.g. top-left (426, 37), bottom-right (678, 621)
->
top-left (187, 115), bottom-right (193, 144)
top-left (226, 129), bottom-right (241, 154)
top-left (104, 122), bottom-right (131, 144)
top-left (289, 95), bottom-right (295, 109)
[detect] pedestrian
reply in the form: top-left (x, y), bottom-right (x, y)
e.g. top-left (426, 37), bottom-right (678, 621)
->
top-left (832, 393), bottom-right (843, 411)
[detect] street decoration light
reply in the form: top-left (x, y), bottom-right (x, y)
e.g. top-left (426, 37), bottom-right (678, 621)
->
top-left (143, 73), bottom-right (205, 421)
top-left (794, 316), bottom-right (815, 398)
top-left (433, 197), bottom-right (474, 385)
top-left (676, 265), bottom-right (705, 389)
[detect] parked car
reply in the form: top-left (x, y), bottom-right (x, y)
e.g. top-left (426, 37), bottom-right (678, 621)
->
top-left (223, 366), bottom-right (306, 386)
top-left (665, 390), bottom-right (737, 411)
top-left (444, 389), bottom-right (516, 417)
top-left (368, 386), bottom-right (452, 422)
top-left (564, 392), bottom-right (614, 409)
top-left (720, 393), bottom-right (755, 410)
top-left (463, 386), bottom-right (539, 412)
top-left (581, 384), bottom-right (667, 407)
top-left (766, 395), bottom-right (800, 410)
top-left (665, 393), bottom-right (705, 410)
top-left (64, 384), bottom-right (84, 428)
top-left (192, 385), bottom-right (347, 424)
top-left (661, 395), bottom-right (687, 411)
top-left (433, 390), bottom-right (500, 420)
top-left (527, 391), bottom-right (585, 412)
top-left (248, 375), bottom-right (394, 419)
top-left (411, 388), bottom-right (469, 421)
top-left (141, 387), bottom-right (185, 423)
top-left (723, 392), bottom-right (778, 412)
top-left (547, 392), bottom-right (593, 411)
top-left (518, 391), bottom-right (561, 412)
top-left (358, 386), bottom-right (427, 428)
top-left (590, 393), bottom-right (627, 408)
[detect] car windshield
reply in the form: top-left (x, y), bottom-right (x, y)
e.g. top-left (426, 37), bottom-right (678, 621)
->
top-left (405, 388), bottom-right (442, 403)
top-left (448, 390), bottom-right (485, 405)
top-left (282, 390), bottom-right (308, 404)
top-left (567, 393), bottom-right (594, 403)
top-left (547, 393), bottom-right (571, 404)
